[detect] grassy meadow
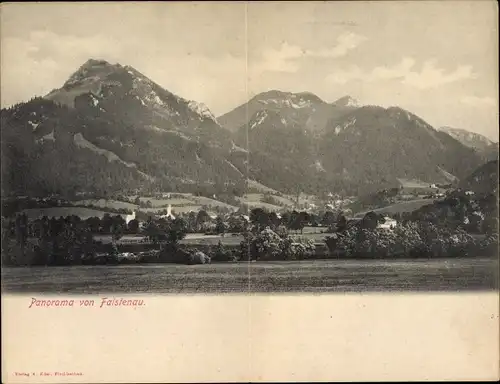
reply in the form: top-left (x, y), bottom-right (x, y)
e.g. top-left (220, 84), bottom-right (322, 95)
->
top-left (2, 257), bottom-right (497, 293)
top-left (354, 198), bottom-right (437, 218)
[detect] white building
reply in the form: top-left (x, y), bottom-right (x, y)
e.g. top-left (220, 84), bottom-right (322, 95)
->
top-left (159, 204), bottom-right (175, 220)
top-left (125, 211), bottom-right (136, 225)
top-left (377, 216), bottom-right (397, 230)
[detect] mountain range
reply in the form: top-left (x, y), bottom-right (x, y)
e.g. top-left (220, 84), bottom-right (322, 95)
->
top-left (0, 59), bottom-right (492, 198)
top-left (439, 126), bottom-right (498, 161)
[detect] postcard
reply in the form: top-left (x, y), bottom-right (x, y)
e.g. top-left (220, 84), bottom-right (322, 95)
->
top-left (1, 1), bottom-right (499, 382)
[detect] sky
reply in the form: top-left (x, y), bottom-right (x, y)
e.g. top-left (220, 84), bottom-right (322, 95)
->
top-left (1, 1), bottom-right (498, 140)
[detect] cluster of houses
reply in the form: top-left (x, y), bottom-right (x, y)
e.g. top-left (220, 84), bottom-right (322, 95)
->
top-left (377, 216), bottom-right (398, 230)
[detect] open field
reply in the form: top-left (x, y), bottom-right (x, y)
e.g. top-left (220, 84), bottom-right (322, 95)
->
top-left (270, 195), bottom-right (296, 206)
top-left (2, 257), bottom-right (497, 293)
top-left (94, 231), bottom-right (331, 246)
top-left (397, 178), bottom-right (447, 194)
top-left (93, 233), bottom-right (244, 246)
top-left (21, 207), bottom-right (123, 220)
top-left (138, 197), bottom-right (194, 207)
top-left (237, 195), bottom-right (282, 211)
top-left (237, 187), bottom-right (318, 210)
top-left (238, 193), bottom-right (295, 208)
top-left (189, 196), bottom-right (238, 210)
top-left (355, 198), bottom-right (437, 218)
top-left (69, 199), bottom-right (138, 211)
top-left (140, 205), bottom-right (203, 214)
top-left (240, 193), bottom-right (265, 203)
top-left (181, 234), bottom-right (244, 246)
top-left (127, 194), bottom-right (238, 212)
top-left (397, 178), bottom-right (434, 189)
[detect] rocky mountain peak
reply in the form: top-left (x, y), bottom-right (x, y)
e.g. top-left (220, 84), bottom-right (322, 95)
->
top-left (43, 59), bottom-right (219, 128)
top-left (333, 95), bottom-right (360, 107)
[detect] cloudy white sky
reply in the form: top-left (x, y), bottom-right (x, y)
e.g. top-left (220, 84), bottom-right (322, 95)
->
top-left (1, 1), bottom-right (498, 140)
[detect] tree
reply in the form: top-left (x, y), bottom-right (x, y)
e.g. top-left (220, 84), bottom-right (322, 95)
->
top-left (166, 218), bottom-right (188, 247)
top-left (250, 208), bottom-right (270, 232)
top-left (298, 211), bottom-right (310, 233)
top-left (186, 211), bottom-right (197, 232)
top-left (127, 219), bottom-right (139, 233)
top-left (101, 213), bottom-right (113, 233)
top-left (281, 211), bottom-right (291, 228)
top-left (143, 216), bottom-right (162, 243)
top-left (336, 215), bottom-right (348, 232)
top-left (289, 211), bottom-right (308, 234)
top-left (211, 240), bottom-right (235, 262)
top-left (268, 212), bottom-right (281, 230)
top-left (324, 234), bottom-right (341, 257)
top-left (252, 227), bottom-right (284, 260)
top-left (110, 215), bottom-right (126, 243)
top-left (282, 237), bottom-right (315, 260)
top-left (86, 216), bottom-right (101, 233)
top-left (196, 210), bottom-right (211, 230)
top-left (228, 214), bottom-right (246, 233)
top-left (309, 213), bottom-right (320, 227)
top-left (483, 214), bottom-right (499, 235)
top-left (287, 210), bottom-right (299, 232)
top-left (360, 211), bottom-right (379, 230)
top-left (111, 223), bottom-right (123, 244)
top-left (467, 212), bottom-right (483, 233)
top-left (321, 211), bottom-right (336, 227)
top-left (14, 213), bottom-right (28, 247)
top-left (215, 216), bottom-right (226, 235)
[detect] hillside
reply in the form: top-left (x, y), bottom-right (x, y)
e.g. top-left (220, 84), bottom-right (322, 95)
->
top-left (234, 103), bottom-right (482, 195)
top-left (354, 199), bottom-right (437, 218)
top-left (1, 59), bottom-right (245, 197)
top-left (219, 91), bottom-right (483, 195)
top-left (439, 126), bottom-right (493, 152)
top-left (315, 106), bottom-right (482, 194)
top-left (230, 109), bottom-right (318, 194)
top-left (459, 160), bottom-right (499, 195)
top-left (482, 142), bottom-right (499, 162)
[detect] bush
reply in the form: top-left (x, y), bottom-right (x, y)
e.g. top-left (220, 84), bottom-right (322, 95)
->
top-left (159, 246), bottom-right (191, 264)
top-left (282, 237), bottom-right (315, 260)
top-left (211, 241), bottom-right (238, 262)
top-left (239, 228), bottom-right (316, 261)
top-left (324, 221), bottom-right (484, 259)
top-left (189, 251), bottom-right (211, 265)
top-left (478, 233), bottom-right (499, 256)
top-left (252, 227), bottom-right (284, 260)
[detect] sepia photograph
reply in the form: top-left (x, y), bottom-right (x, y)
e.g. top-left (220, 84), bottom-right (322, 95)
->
top-left (1, 1), bottom-right (499, 382)
top-left (1, 1), bottom-right (498, 295)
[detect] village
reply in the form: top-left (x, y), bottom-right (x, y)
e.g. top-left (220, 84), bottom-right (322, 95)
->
top-left (2, 178), bottom-right (494, 267)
